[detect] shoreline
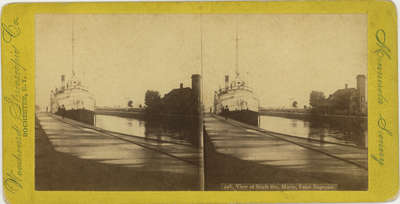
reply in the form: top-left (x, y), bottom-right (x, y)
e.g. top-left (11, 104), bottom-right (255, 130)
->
top-left (259, 110), bottom-right (367, 121)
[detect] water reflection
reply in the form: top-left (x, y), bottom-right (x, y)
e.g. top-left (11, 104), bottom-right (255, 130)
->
top-left (95, 115), bottom-right (146, 137)
top-left (38, 113), bottom-right (199, 176)
top-left (96, 115), bottom-right (200, 147)
top-left (259, 115), bottom-right (367, 148)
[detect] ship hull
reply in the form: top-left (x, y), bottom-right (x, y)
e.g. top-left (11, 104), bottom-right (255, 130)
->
top-left (219, 109), bottom-right (259, 127)
top-left (56, 109), bottom-right (95, 125)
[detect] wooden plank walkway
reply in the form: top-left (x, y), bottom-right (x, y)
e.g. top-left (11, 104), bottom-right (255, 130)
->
top-left (204, 113), bottom-right (368, 190)
top-left (50, 113), bottom-right (202, 166)
top-left (36, 113), bottom-right (202, 190)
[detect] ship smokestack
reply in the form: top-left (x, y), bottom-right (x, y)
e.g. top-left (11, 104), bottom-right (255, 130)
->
top-left (356, 74), bottom-right (366, 114)
top-left (356, 75), bottom-right (366, 98)
top-left (180, 83), bottom-right (183, 89)
top-left (61, 75), bottom-right (65, 88)
top-left (225, 75), bottom-right (229, 89)
top-left (192, 74), bottom-right (201, 102)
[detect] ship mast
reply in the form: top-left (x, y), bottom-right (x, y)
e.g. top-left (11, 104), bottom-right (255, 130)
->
top-left (235, 19), bottom-right (239, 78)
top-left (71, 16), bottom-right (75, 76)
top-left (201, 15), bottom-right (203, 77)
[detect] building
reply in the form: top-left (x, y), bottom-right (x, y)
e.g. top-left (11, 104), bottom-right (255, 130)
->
top-left (146, 74), bottom-right (201, 117)
top-left (328, 74), bottom-right (367, 115)
top-left (311, 74), bottom-right (367, 115)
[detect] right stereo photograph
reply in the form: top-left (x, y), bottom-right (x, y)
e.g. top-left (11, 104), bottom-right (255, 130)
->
top-left (202, 14), bottom-right (368, 191)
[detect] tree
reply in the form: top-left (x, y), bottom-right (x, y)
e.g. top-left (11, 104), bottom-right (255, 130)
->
top-left (145, 90), bottom-right (161, 107)
top-left (330, 90), bottom-right (355, 114)
top-left (128, 100), bottom-right (133, 108)
top-left (144, 90), bottom-right (162, 116)
top-left (309, 91), bottom-right (325, 108)
top-left (292, 101), bottom-right (298, 108)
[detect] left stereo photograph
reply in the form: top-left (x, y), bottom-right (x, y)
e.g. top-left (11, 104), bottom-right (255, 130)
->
top-left (34, 14), bottom-right (203, 191)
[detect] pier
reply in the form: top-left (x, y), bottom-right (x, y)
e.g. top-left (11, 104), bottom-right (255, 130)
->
top-left (35, 112), bottom-right (202, 190)
top-left (204, 113), bottom-right (368, 190)
top-left (35, 111), bottom-right (367, 190)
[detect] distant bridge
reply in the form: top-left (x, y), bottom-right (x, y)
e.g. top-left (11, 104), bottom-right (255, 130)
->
top-left (94, 107), bottom-right (145, 119)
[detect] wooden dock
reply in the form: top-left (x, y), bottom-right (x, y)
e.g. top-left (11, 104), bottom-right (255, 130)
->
top-left (35, 112), bottom-right (202, 190)
top-left (204, 113), bottom-right (368, 190)
top-left (35, 112), bottom-right (367, 190)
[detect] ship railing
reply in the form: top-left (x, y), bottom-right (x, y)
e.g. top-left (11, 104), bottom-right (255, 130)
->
top-left (217, 85), bottom-right (253, 94)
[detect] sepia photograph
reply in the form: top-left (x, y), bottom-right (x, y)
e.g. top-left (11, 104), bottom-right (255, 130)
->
top-left (202, 14), bottom-right (368, 190)
top-left (35, 13), bottom-right (368, 191)
top-left (35, 14), bottom-right (203, 190)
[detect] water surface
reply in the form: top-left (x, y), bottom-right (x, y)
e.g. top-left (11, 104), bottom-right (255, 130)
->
top-left (95, 114), bottom-right (200, 146)
top-left (259, 115), bottom-right (367, 148)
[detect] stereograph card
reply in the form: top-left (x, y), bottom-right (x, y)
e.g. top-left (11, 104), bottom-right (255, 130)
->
top-left (1, 1), bottom-right (398, 203)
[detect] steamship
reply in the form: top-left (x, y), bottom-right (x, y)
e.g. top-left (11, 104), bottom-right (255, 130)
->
top-left (212, 26), bottom-right (260, 126)
top-left (50, 72), bottom-right (95, 125)
top-left (49, 18), bottom-right (95, 125)
top-left (213, 72), bottom-right (260, 126)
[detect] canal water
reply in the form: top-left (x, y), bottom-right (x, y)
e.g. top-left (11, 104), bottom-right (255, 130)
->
top-left (95, 114), bottom-right (367, 149)
top-left (259, 115), bottom-right (368, 148)
top-left (95, 114), bottom-right (200, 147)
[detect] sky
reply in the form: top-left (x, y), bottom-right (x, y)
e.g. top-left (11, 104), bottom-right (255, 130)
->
top-left (36, 14), bottom-right (367, 109)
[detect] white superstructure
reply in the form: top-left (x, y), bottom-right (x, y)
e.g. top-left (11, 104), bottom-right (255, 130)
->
top-left (214, 72), bottom-right (259, 114)
top-left (50, 72), bottom-right (95, 113)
